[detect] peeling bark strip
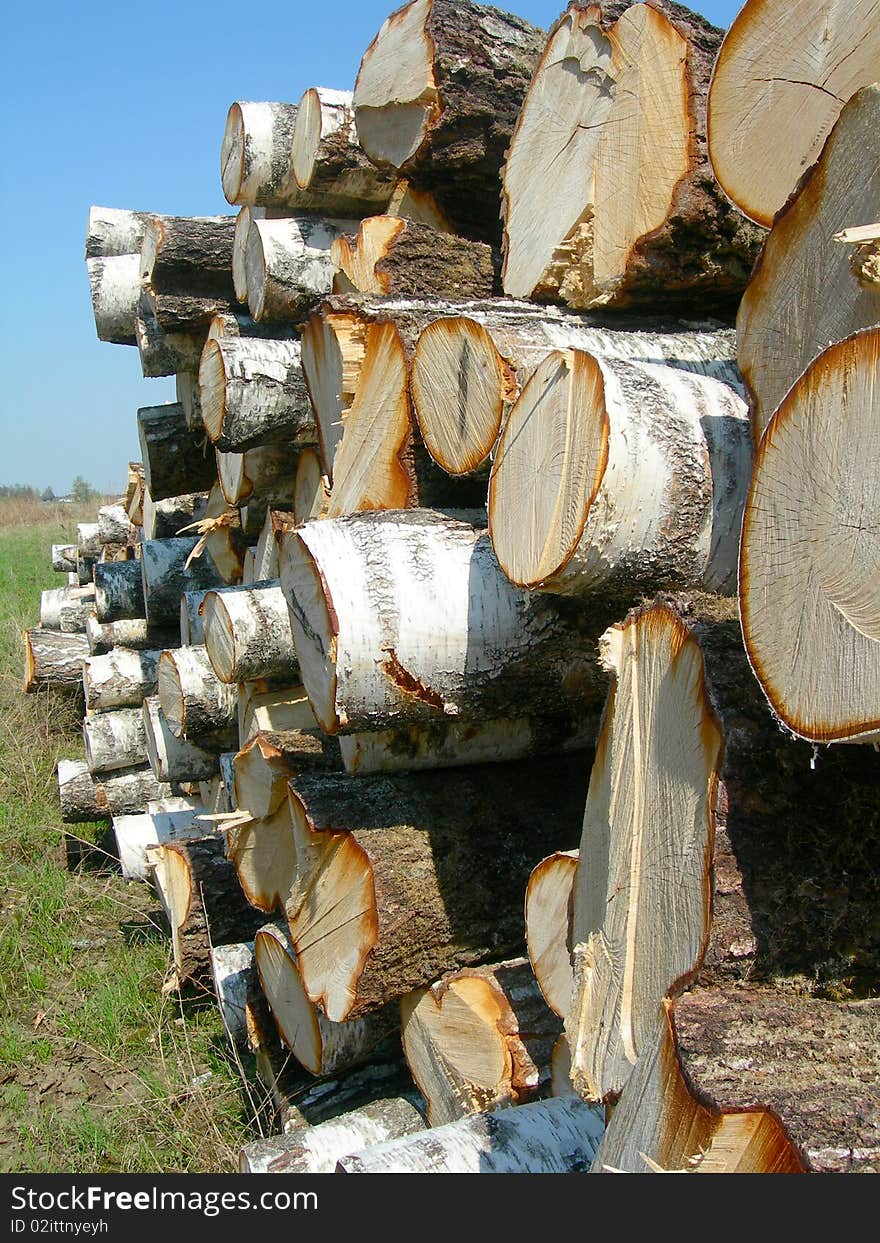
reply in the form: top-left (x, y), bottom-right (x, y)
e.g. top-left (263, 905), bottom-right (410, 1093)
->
top-left (353, 0), bottom-right (545, 243)
top-left (279, 510), bottom-right (619, 735)
top-left (332, 218), bottom-right (496, 299)
top-left (140, 537), bottom-right (226, 625)
top-left (589, 1002), bottom-right (804, 1174)
top-left (157, 646), bottom-right (237, 738)
top-left (24, 629), bottom-right (89, 693)
top-left (245, 216), bottom-right (356, 323)
top-left (94, 560), bottom-right (145, 622)
top-left (401, 957), bottom-right (562, 1126)
top-left (707, 0), bottom-right (880, 229)
top-left (739, 328), bottom-right (880, 744)
top-left (338, 1095), bottom-right (604, 1173)
top-left (525, 850), bottom-right (579, 1020)
top-left (488, 349), bottom-right (751, 598)
top-left (137, 402), bottom-right (217, 502)
top-left (198, 335), bottom-right (315, 452)
top-left (142, 696), bottom-right (237, 784)
top-left (221, 102), bottom-right (299, 207)
top-left (410, 303), bottom-right (741, 475)
top-left (283, 754), bottom-right (588, 1021)
top-left (239, 1096), bottom-right (426, 1174)
top-left (502, 1), bottom-right (763, 312)
top-left (57, 759), bottom-right (171, 823)
top-left (148, 837), bottom-right (266, 986)
top-left (202, 584), bottom-right (297, 684)
top-left (736, 84), bottom-right (880, 442)
top-left (83, 649), bottom-right (160, 712)
top-left (83, 707), bottom-right (149, 777)
top-left (565, 605), bottom-right (721, 1104)
top-left (255, 923), bottom-right (400, 1076)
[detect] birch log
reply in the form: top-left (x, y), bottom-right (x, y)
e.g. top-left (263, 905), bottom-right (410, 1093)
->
top-left (245, 216), bottom-right (355, 323)
top-left (140, 214), bottom-right (236, 301)
top-left (736, 84), bottom-right (880, 441)
top-left (140, 538), bottom-right (226, 624)
top-left (338, 1095), bottom-right (604, 1173)
top-left (221, 102), bottom-right (299, 207)
top-left (115, 808), bottom-right (208, 882)
top-left (198, 335), bottom-right (315, 452)
top-left (283, 754), bottom-right (588, 1021)
top-left (501, 1), bottom-right (762, 311)
top-left (51, 545), bottom-right (77, 574)
top-left (290, 88), bottom-right (399, 216)
top-left (23, 629), bottom-right (89, 693)
top-left (255, 923), bottom-right (400, 1076)
top-left (94, 560), bottom-right (145, 622)
top-left (240, 1097), bottom-right (426, 1174)
top-left (410, 303), bottom-right (740, 475)
top-left (83, 649), bottom-right (160, 712)
top-left (353, 0), bottom-right (545, 243)
top-left (57, 759), bottom-right (171, 823)
top-left (77, 524), bottom-right (102, 560)
top-left (525, 851), bottom-right (579, 1019)
top-left (87, 253), bottom-right (142, 344)
top-left (85, 205), bottom-right (149, 258)
top-left (83, 707), bottom-right (149, 776)
top-left (280, 510), bottom-right (619, 735)
top-left (40, 586), bottom-right (95, 633)
top-left (175, 371), bottom-right (202, 431)
top-left (332, 217), bottom-right (495, 298)
top-left (401, 958), bottom-right (562, 1126)
top-left (135, 293), bottom-right (207, 378)
top-left (137, 402), bottom-right (217, 501)
top-left (254, 509), bottom-right (297, 582)
top-left (157, 646), bottom-right (237, 737)
top-left (487, 349), bottom-right (751, 597)
top-left (142, 696), bottom-right (237, 783)
top-left (202, 584), bottom-right (297, 684)
top-left (141, 490), bottom-right (208, 540)
top-left (85, 615), bottom-right (176, 657)
top-left (707, 0), bottom-right (880, 228)
top-left (231, 207), bottom-right (295, 305)
top-left (739, 328), bottom-right (880, 744)
top-left (97, 504), bottom-right (136, 546)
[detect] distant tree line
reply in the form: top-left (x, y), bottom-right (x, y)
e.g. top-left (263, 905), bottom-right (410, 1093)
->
top-left (0, 478), bottom-right (99, 502)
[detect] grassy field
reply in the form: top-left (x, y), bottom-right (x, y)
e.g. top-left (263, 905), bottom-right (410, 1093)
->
top-left (0, 501), bottom-right (266, 1172)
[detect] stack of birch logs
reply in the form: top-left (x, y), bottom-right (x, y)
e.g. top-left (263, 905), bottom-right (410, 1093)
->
top-left (28, 0), bottom-right (879, 1173)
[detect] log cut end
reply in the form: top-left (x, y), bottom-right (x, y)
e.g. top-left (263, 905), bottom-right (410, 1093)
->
top-left (198, 339), bottom-right (227, 443)
top-left (225, 802), bottom-right (297, 914)
top-left (353, 0), bottom-right (439, 172)
top-left (157, 650), bottom-right (186, 738)
top-left (279, 531), bottom-right (338, 733)
top-left (294, 448), bottom-right (330, 523)
top-left (739, 326), bottom-right (880, 744)
top-left (331, 217), bottom-right (406, 295)
top-left (301, 309), bottom-right (367, 479)
top-left (254, 923), bottom-right (324, 1074)
top-left (220, 103), bottom-right (247, 205)
top-left (525, 850), bottom-right (579, 1020)
top-left (292, 88), bottom-right (331, 189)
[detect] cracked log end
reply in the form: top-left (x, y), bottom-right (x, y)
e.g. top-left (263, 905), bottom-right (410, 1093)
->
top-left (525, 850), bottom-right (579, 1019)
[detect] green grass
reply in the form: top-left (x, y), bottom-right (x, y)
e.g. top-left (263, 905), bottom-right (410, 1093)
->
top-left (0, 510), bottom-right (266, 1172)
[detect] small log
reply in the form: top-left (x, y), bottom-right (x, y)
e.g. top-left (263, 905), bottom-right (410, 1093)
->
top-left (210, 941), bottom-right (260, 1048)
top-left (57, 759), bottom-right (171, 823)
top-left (239, 1096), bottom-right (426, 1174)
top-left (83, 707), bottom-right (149, 776)
top-left (135, 293), bottom-right (206, 378)
top-left (115, 807), bottom-right (208, 881)
top-left (487, 349), bottom-right (751, 597)
top-left (40, 585), bottom-right (95, 633)
top-left (83, 649), bottom-right (160, 712)
top-left (254, 509), bottom-right (297, 582)
top-left (140, 537), bottom-right (226, 624)
top-left (237, 683), bottom-right (315, 748)
top-left (280, 510), bottom-right (617, 735)
top-left (198, 335), bottom-right (315, 452)
top-left (94, 560), bottom-right (145, 622)
top-left (338, 1094), bottom-right (604, 1173)
top-left (51, 545), bottom-right (77, 574)
top-left (401, 958), bottom-right (562, 1126)
top-left (175, 371), bottom-right (202, 431)
top-left (141, 490), bottom-right (208, 540)
top-left (525, 851), bottom-right (579, 1019)
top-left (221, 102), bottom-right (299, 207)
top-left (739, 327), bottom-right (880, 743)
top-left (216, 443), bottom-right (297, 507)
top-left (255, 922), bottom-right (400, 1076)
top-left (86, 253), bottom-right (141, 345)
top-left (284, 754), bottom-right (589, 1022)
top-left (23, 629), bottom-right (89, 693)
top-left (97, 504), bottom-right (135, 546)
top-left (707, 0), bottom-right (880, 228)
top-left (125, 462), bottom-right (146, 526)
top-left (736, 84), bottom-right (880, 441)
top-left (353, 0), bottom-right (545, 243)
top-left (157, 646), bottom-right (237, 737)
top-left (139, 285), bottom-right (236, 336)
top-left (293, 452), bottom-right (328, 523)
top-left (142, 696), bottom-right (236, 784)
top-left (202, 584), bottom-right (297, 684)
top-left (232, 207), bottom-right (296, 305)
top-left (137, 402), bottom-right (217, 502)
top-left (147, 837), bottom-right (266, 985)
top-left (85, 615), bottom-right (176, 657)
top-left (85, 205), bottom-right (149, 258)
top-left (245, 215), bottom-right (355, 323)
top-left (290, 87), bottom-right (399, 216)
top-left (332, 217), bottom-right (495, 298)
top-left (77, 523), bottom-right (102, 560)
top-left (502, 1), bottom-right (763, 311)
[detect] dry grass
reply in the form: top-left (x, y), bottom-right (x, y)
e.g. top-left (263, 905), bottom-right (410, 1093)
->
top-left (0, 497), bottom-right (111, 530)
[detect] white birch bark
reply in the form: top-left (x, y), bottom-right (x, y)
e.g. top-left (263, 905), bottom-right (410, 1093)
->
top-left (240, 1097), bottom-right (426, 1173)
top-left (245, 216), bottom-right (355, 322)
top-left (142, 696), bottom-right (237, 783)
top-left (140, 538), bottom-right (226, 624)
top-left (83, 707), bottom-right (149, 776)
top-left (40, 585), bottom-right (96, 633)
top-left (85, 205), bottom-right (149, 258)
top-left (23, 629), bottom-right (89, 693)
top-left (52, 545), bottom-right (78, 574)
top-left (198, 335), bottom-right (314, 452)
top-left (57, 759), bottom-right (171, 823)
top-left (97, 504), bottom-right (136, 546)
top-left (157, 645), bottom-right (237, 737)
top-left (221, 102), bottom-right (299, 207)
top-left (87, 253), bottom-right (142, 345)
top-left (202, 584), bottom-right (297, 684)
top-left (85, 615), bottom-right (175, 656)
top-left (94, 560), bottom-right (145, 622)
top-left (113, 807), bottom-right (210, 881)
top-left (83, 649), bottom-right (160, 712)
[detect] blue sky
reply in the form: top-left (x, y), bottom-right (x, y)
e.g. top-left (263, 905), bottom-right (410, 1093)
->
top-left (0, 0), bottom-right (740, 496)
